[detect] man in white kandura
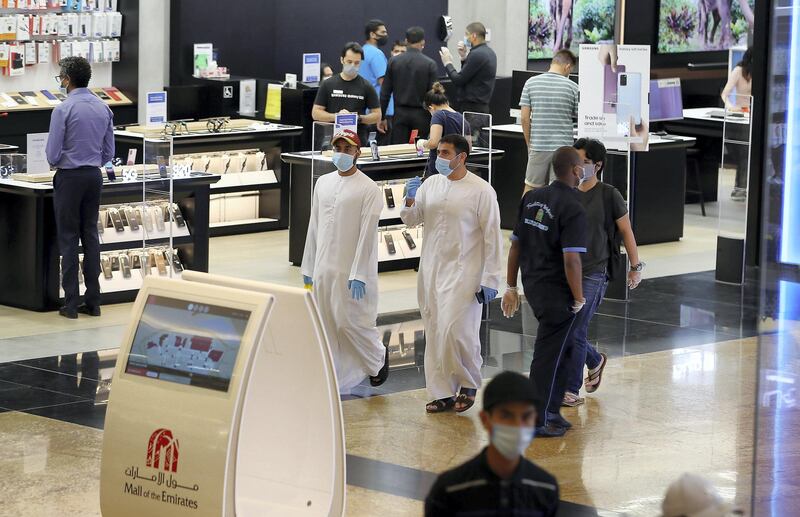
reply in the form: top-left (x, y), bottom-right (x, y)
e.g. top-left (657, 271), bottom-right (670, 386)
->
top-left (401, 133), bottom-right (504, 413)
top-left (301, 129), bottom-right (389, 394)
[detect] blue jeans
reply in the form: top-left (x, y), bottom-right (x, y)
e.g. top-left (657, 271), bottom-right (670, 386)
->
top-left (566, 271), bottom-right (607, 394)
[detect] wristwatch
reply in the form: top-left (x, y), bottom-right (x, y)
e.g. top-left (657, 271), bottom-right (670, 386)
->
top-left (630, 261), bottom-right (646, 272)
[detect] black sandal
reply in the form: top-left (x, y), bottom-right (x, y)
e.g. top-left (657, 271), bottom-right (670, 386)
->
top-left (370, 345), bottom-right (390, 387)
top-left (426, 397), bottom-right (455, 413)
top-left (454, 388), bottom-right (477, 413)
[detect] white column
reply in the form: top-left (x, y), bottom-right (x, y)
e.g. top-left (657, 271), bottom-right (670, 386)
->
top-left (137, 0), bottom-right (170, 124)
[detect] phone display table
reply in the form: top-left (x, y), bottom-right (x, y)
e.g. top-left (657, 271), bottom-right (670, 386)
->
top-left (281, 147), bottom-right (504, 270)
top-left (0, 173), bottom-right (218, 311)
top-left (100, 272), bottom-right (345, 516)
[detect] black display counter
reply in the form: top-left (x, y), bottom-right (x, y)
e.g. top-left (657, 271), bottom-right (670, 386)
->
top-left (0, 173), bottom-right (218, 311)
top-left (114, 123), bottom-right (302, 236)
top-left (281, 148), bottom-right (504, 270)
top-left (489, 124), bottom-right (696, 245)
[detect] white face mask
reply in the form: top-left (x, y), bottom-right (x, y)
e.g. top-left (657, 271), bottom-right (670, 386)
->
top-left (580, 163), bottom-right (597, 183)
top-left (490, 423), bottom-right (535, 460)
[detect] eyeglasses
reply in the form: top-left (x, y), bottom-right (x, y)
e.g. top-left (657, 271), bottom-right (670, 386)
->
top-left (54, 75), bottom-right (64, 84)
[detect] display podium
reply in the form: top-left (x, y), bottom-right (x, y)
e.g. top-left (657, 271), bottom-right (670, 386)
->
top-left (100, 273), bottom-right (346, 516)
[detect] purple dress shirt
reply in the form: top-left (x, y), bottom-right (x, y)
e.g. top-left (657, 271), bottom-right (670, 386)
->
top-left (46, 87), bottom-right (115, 169)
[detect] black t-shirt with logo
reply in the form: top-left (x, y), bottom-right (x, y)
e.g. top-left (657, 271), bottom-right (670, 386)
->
top-left (576, 182), bottom-right (628, 275)
top-left (512, 180), bottom-right (587, 297)
top-left (314, 74), bottom-right (380, 115)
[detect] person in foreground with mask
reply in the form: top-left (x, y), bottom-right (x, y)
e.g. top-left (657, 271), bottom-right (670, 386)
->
top-left (424, 371), bottom-right (559, 516)
top-left (556, 138), bottom-right (644, 407)
top-left (401, 134), bottom-right (504, 414)
top-left (301, 129), bottom-right (389, 394)
top-left (312, 42), bottom-right (381, 144)
top-left (501, 147), bottom-right (587, 437)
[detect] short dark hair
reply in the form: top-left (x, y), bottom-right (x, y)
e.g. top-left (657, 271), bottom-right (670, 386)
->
top-left (392, 40), bottom-right (407, 49)
top-left (574, 138), bottom-right (607, 175)
top-left (364, 19), bottom-right (386, 40)
top-left (341, 42), bottom-right (364, 59)
top-left (406, 26), bottom-right (425, 44)
top-left (320, 62), bottom-right (332, 73)
top-left (552, 49), bottom-right (577, 67)
top-left (59, 56), bottom-right (92, 88)
top-left (439, 134), bottom-right (470, 158)
top-left (552, 146), bottom-right (581, 178)
top-left (466, 22), bottom-right (486, 39)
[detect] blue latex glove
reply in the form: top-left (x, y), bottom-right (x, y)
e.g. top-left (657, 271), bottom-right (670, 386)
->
top-left (481, 285), bottom-right (498, 303)
top-left (348, 279), bottom-right (366, 301)
top-left (405, 176), bottom-right (422, 199)
top-left (303, 275), bottom-right (313, 289)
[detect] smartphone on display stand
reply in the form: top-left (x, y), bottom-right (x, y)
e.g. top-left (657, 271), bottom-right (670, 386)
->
top-left (384, 185), bottom-right (395, 208)
top-left (368, 131), bottom-right (380, 161)
top-left (603, 64), bottom-right (625, 113)
top-left (126, 149), bottom-right (137, 166)
top-left (616, 72), bottom-right (642, 134)
top-left (408, 129), bottom-right (418, 145)
top-left (104, 162), bottom-right (116, 182)
top-left (157, 156), bottom-right (169, 178)
top-left (384, 233), bottom-right (396, 255)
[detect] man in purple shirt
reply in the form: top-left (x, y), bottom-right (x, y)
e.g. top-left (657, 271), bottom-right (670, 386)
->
top-left (46, 56), bottom-right (115, 319)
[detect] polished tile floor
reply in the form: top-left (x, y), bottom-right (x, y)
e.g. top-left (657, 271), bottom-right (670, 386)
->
top-left (0, 266), bottom-right (768, 516)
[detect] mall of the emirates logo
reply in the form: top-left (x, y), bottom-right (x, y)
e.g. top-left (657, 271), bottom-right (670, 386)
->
top-left (122, 428), bottom-right (200, 509)
top-left (147, 428), bottom-right (180, 472)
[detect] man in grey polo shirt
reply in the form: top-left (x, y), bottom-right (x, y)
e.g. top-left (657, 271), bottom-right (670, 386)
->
top-left (520, 50), bottom-right (579, 193)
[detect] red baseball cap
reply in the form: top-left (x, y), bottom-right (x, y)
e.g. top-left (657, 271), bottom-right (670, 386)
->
top-left (331, 129), bottom-right (362, 148)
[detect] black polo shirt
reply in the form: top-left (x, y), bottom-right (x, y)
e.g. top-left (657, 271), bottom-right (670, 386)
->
top-left (512, 180), bottom-right (587, 297)
top-left (425, 448), bottom-right (559, 517)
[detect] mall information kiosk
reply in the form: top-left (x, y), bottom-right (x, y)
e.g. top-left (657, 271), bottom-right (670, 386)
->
top-left (100, 273), bottom-right (346, 517)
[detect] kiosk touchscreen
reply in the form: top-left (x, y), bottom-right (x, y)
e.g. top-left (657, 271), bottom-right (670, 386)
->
top-left (100, 274), bottom-right (345, 517)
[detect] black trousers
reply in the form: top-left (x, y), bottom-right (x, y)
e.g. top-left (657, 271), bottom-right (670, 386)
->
top-left (525, 284), bottom-right (577, 427)
top-left (54, 167), bottom-right (103, 310)
top-left (391, 107), bottom-right (431, 145)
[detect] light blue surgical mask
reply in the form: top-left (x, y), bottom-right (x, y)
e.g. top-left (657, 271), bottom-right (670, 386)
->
top-left (464, 36), bottom-right (473, 49)
top-left (491, 423), bottom-right (535, 460)
top-left (332, 152), bottom-right (355, 172)
top-left (59, 80), bottom-right (68, 95)
top-left (435, 156), bottom-right (455, 176)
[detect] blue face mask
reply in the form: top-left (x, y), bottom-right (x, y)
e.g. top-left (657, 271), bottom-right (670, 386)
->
top-left (332, 152), bottom-right (355, 172)
top-left (464, 36), bottom-right (473, 49)
top-left (59, 80), bottom-right (68, 95)
top-left (435, 156), bottom-right (455, 176)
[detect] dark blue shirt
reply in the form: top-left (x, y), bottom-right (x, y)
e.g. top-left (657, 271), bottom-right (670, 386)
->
top-left (426, 110), bottom-right (471, 176)
top-left (512, 180), bottom-right (587, 294)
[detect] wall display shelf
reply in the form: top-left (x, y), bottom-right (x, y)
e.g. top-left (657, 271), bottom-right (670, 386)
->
top-left (281, 146), bottom-right (503, 272)
top-left (115, 121), bottom-right (302, 237)
top-left (0, 171), bottom-right (218, 311)
top-left (0, 87), bottom-right (131, 111)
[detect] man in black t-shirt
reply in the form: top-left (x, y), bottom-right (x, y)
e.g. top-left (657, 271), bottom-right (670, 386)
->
top-left (501, 147), bottom-right (587, 438)
top-left (312, 42), bottom-right (381, 144)
top-left (425, 371), bottom-right (559, 517)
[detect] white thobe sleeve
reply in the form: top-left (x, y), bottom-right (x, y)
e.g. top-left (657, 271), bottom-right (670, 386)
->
top-left (300, 183), bottom-right (320, 278)
top-left (477, 187), bottom-right (505, 290)
top-left (349, 184), bottom-right (382, 283)
top-left (399, 182), bottom-right (425, 227)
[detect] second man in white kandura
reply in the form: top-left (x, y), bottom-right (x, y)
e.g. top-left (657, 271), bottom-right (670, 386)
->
top-left (401, 134), bottom-right (504, 413)
top-left (301, 129), bottom-right (389, 394)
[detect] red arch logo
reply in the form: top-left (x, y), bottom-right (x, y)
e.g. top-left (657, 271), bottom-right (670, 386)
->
top-left (146, 428), bottom-right (180, 473)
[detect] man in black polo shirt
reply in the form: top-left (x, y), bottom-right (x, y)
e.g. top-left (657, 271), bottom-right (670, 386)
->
top-left (501, 147), bottom-right (587, 438)
top-left (439, 21), bottom-right (497, 115)
top-left (380, 26), bottom-right (438, 144)
top-left (425, 371), bottom-right (559, 516)
top-left (312, 42), bottom-right (382, 143)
